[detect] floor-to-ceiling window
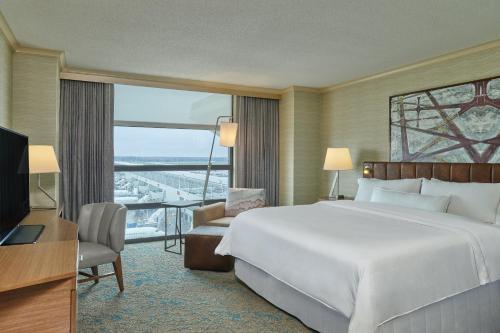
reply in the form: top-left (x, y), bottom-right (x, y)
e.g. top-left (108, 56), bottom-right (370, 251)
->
top-left (113, 85), bottom-right (232, 242)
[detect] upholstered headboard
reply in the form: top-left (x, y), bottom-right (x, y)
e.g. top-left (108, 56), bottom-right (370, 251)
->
top-left (362, 162), bottom-right (500, 183)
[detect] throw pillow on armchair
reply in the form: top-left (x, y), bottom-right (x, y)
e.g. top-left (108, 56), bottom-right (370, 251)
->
top-left (225, 188), bottom-right (266, 217)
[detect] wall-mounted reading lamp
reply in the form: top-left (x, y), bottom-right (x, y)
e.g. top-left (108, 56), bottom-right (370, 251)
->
top-left (363, 165), bottom-right (372, 177)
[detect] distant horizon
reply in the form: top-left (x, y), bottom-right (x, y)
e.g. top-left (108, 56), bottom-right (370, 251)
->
top-left (114, 155), bottom-right (228, 160)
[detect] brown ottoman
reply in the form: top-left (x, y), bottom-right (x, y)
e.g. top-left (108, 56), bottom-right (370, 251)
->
top-left (184, 226), bottom-right (234, 272)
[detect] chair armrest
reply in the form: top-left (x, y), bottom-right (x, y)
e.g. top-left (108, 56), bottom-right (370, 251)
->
top-left (193, 202), bottom-right (226, 228)
top-left (109, 206), bottom-right (128, 253)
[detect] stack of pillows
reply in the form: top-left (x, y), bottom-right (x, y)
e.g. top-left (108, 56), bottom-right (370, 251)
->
top-left (354, 178), bottom-right (500, 224)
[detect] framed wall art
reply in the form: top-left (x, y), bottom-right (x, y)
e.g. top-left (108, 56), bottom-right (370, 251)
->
top-left (390, 76), bottom-right (500, 163)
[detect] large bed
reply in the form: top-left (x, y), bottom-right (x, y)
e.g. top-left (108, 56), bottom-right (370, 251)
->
top-left (215, 162), bottom-right (500, 333)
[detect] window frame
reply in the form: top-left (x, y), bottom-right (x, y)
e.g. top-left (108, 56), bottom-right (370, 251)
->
top-left (114, 120), bottom-right (234, 243)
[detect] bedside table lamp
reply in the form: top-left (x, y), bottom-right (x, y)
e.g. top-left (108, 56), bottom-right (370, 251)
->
top-left (29, 145), bottom-right (60, 207)
top-left (323, 148), bottom-right (353, 199)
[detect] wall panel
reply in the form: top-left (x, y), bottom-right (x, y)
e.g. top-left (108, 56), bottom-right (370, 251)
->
top-left (320, 46), bottom-right (500, 197)
top-left (0, 31), bottom-right (12, 128)
top-left (12, 53), bottom-right (60, 207)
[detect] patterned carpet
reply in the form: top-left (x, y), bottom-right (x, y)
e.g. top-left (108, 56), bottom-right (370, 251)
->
top-left (78, 241), bottom-right (311, 332)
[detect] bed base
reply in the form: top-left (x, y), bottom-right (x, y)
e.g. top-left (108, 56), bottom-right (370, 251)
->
top-left (235, 259), bottom-right (500, 333)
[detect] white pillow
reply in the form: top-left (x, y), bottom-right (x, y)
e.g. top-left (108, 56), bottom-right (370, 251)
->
top-left (497, 200), bottom-right (500, 224)
top-left (354, 178), bottom-right (423, 202)
top-left (370, 187), bottom-right (450, 213)
top-left (225, 188), bottom-right (266, 217)
top-left (421, 178), bottom-right (500, 223)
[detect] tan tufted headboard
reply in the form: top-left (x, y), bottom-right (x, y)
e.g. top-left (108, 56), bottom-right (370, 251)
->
top-left (362, 162), bottom-right (500, 183)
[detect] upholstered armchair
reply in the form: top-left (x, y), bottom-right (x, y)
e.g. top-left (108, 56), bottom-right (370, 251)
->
top-left (193, 202), bottom-right (233, 228)
top-left (78, 203), bottom-right (127, 291)
top-left (193, 188), bottom-right (266, 229)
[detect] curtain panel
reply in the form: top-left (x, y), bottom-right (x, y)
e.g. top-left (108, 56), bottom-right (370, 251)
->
top-left (234, 96), bottom-right (279, 206)
top-left (59, 79), bottom-right (114, 221)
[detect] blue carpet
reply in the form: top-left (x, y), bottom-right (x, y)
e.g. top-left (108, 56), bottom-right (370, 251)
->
top-left (78, 241), bottom-right (310, 332)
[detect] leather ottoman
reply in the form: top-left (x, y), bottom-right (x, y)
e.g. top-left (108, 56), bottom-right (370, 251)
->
top-left (184, 226), bottom-right (234, 272)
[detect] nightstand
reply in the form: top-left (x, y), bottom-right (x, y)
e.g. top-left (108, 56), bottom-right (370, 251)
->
top-left (318, 196), bottom-right (354, 201)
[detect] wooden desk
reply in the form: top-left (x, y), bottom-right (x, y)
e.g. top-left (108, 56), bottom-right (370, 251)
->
top-left (0, 210), bottom-right (78, 333)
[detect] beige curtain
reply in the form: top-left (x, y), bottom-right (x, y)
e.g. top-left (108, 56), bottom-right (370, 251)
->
top-left (234, 96), bottom-right (279, 206)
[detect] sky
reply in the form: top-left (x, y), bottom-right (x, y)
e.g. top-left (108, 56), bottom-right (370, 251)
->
top-left (113, 84), bottom-right (231, 158)
top-left (114, 84), bottom-right (231, 124)
top-left (114, 126), bottom-right (228, 158)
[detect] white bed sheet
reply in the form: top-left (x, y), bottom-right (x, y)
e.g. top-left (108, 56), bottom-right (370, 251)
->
top-left (215, 201), bottom-right (500, 333)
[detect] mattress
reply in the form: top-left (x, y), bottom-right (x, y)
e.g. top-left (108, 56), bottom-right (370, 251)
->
top-left (235, 259), bottom-right (500, 333)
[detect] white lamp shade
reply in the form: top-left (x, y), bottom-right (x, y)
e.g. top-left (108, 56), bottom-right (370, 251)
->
top-left (323, 148), bottom-right (353, 171)
top-left (219, 122), bottom-right (238, 147)
top-left (29, 145), bottom-right (61, 174)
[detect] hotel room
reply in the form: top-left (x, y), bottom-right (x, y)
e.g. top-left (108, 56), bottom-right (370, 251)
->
top-left (0, 1), bottom-right (499, 333)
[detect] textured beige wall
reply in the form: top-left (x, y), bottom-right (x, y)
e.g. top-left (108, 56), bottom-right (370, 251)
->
top-left (279, 89), bottom-right (294, 205)
top-left (12, 53), bottom-right (60, 207)
top-left (279, 88), bottom-right (321, 205)
top-left (0, 31), bottom-right (12, 128)
top-left (320, 45), bottom-right (500, 197)
top-left (293, 91), bottom-right (321, 204)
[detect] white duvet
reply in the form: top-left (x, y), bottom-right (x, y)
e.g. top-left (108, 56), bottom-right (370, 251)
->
top-left (215, 201), bottom-right (500, 333)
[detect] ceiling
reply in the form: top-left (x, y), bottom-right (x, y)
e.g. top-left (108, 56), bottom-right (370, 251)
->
top-left (1, 0), bottom-right (500, 89)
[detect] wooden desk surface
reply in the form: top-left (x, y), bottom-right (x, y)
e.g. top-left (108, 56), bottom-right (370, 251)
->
top-left (0, 210), bottom-right (78, 293)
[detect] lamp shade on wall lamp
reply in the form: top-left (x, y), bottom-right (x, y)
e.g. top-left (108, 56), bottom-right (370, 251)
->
top-left (219, 122), bottom-right (238, 147)
top-left (323, 148), bottom-right (353, 171)
top-left (29, 145), bottom-right (60, 174)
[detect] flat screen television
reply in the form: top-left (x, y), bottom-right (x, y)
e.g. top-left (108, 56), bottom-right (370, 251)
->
top-left (0, 126), bottom-right (30, 244)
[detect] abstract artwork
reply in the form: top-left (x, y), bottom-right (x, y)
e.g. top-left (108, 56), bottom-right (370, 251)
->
top-left (390, 76), bottom-right (500, 163)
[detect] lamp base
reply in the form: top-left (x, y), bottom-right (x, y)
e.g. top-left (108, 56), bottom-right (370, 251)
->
top-left (31, 206), bottom-right (57, 210)
top-left (326, 194), bottom-right (345, 200)
top-left (319, 194), bottom-right (349, 202)
top-left (36, 174), bottom-right (57, 207)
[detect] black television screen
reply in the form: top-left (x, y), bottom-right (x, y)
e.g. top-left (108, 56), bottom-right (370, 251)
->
top-left (0, 126), bottom-right (30, 242)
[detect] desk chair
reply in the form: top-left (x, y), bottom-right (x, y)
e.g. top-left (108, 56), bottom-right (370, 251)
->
top-left (77, 203), bottom-right (127, 291)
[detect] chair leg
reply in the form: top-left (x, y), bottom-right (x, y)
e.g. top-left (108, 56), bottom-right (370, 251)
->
top-left (113, 254), bottom-right (124, 292)
top-left (91, 266), bottom-right (99, 284)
